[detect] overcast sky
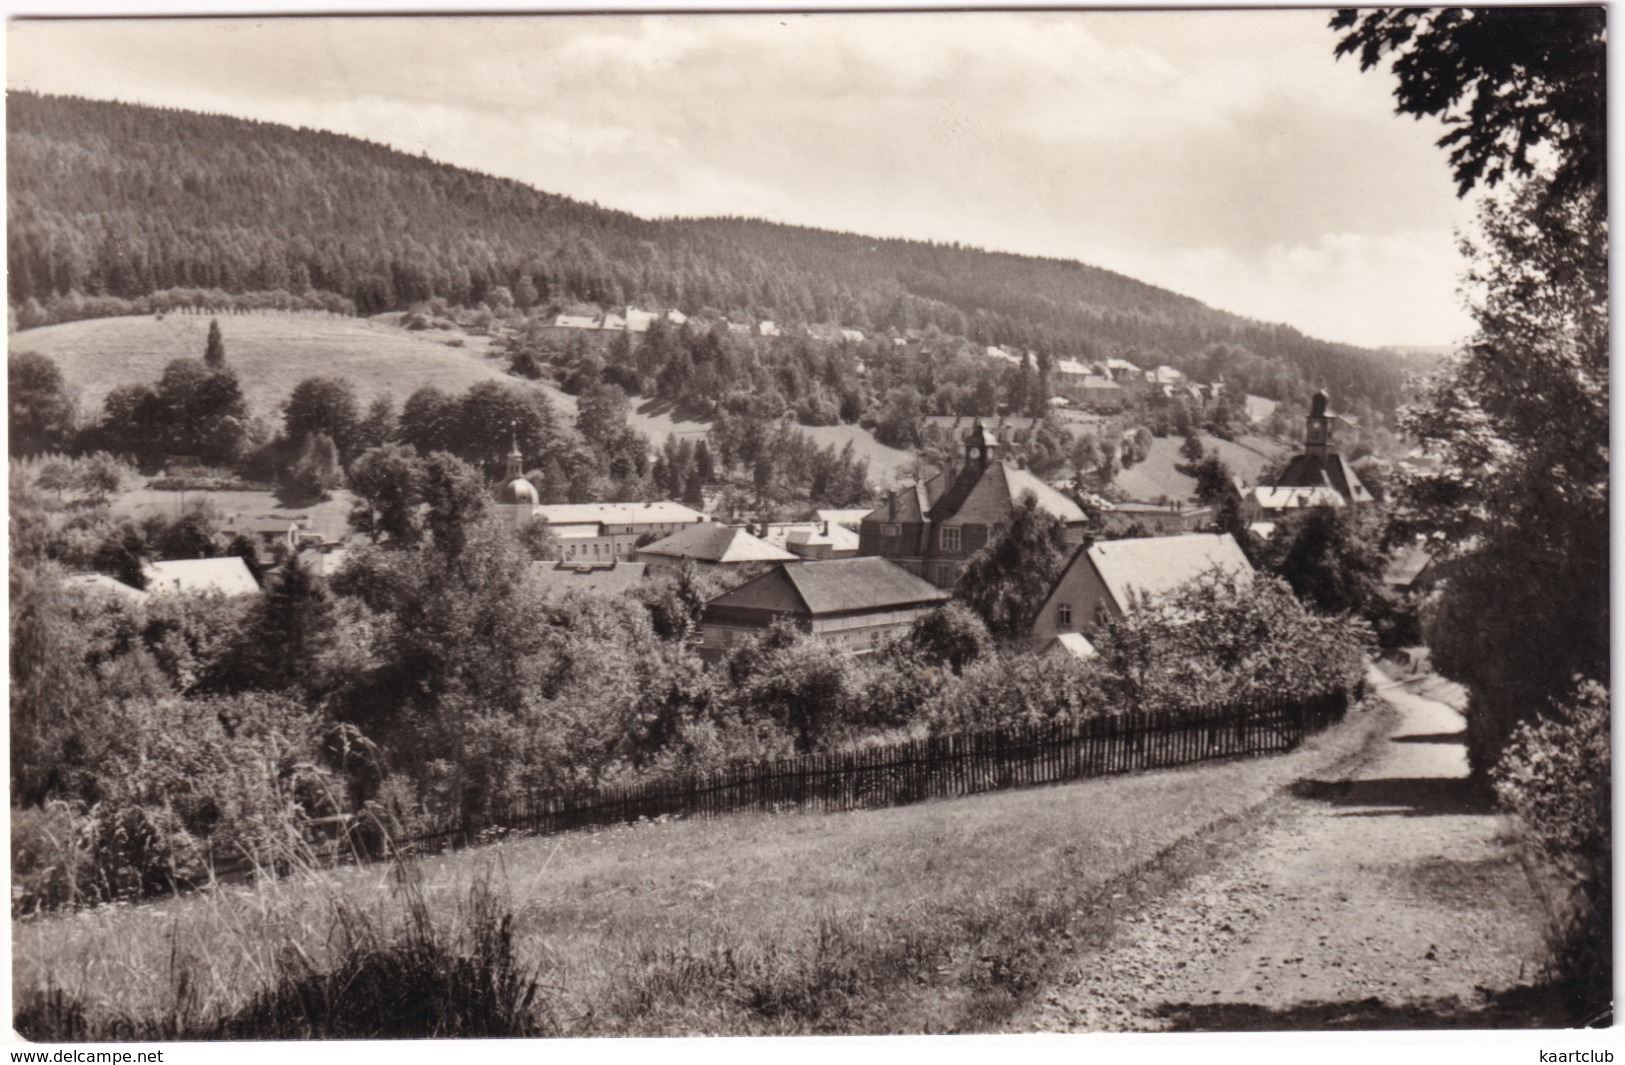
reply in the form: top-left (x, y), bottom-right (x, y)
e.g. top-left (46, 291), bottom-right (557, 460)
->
top-left (8, 10), bottom-right (1480, 349)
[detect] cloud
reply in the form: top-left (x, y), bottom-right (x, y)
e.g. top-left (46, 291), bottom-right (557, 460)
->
top-left (7, 11), bottom-right (1477, 348)
top-left (1090, 228), bottom-right (1474, 348)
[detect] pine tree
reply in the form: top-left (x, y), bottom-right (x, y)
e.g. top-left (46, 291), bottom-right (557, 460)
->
top-left (247, 551), bottom-right (335, 691)
top-left (204, 318), bottom-right (225, 368)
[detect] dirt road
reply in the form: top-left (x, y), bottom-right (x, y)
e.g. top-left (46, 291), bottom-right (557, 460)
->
top-left (1018, 668), bottom-right (1569, 1031)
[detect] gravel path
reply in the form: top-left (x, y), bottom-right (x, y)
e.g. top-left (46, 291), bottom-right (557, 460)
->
top-left (1017, 668), bottom-right (1563, 1031)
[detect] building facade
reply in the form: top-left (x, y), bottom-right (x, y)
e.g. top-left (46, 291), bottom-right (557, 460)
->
top-left (699, 557), bottom-right (950, 656)
top-left (1241, 391), bottom-right (1374, 521)
top-left (859, 422), bottom-right (1090, 589)
top-left (1029, 532), bottom-right (1253, 648)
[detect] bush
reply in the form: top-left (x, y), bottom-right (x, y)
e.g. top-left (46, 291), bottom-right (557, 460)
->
top-left (11, 802), bottom-right (92, 915)
top-left (1493, 680), bottom-right (1611, 1022)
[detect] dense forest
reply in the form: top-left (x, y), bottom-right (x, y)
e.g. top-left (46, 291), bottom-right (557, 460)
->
top-left (8, 92), bottom-right (1407, 412)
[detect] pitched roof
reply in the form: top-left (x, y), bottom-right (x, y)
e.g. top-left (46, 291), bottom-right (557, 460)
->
top-left (758, 522), bottom-right (861, 554)
top-left (62, 572), bottom-right (149, 602)
top-left (1084, 533), bottom-right (1253, 613)
top-left (638, 523), bottom-right (797, 564)
top-left (143, 557), bottom-right (261, 597)
top-left (943, 462), bottom-right (1087, 526)
top-left (1272, 452), bottom-right (1373, 505)
top-left (707, 557), bottom-right (949, 618)
top-left (533, 501), bottom-right (707, 527)
top-left (1251, 484), bottom-right (1346, 511)
top-left (1383, 543), bottom-right (1436, 589)
top-left (529, 560), bottom-right (649, 599)
top-left (863, 471), bottom-right (946, 526)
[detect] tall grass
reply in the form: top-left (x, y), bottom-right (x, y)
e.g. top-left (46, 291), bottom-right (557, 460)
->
top-left (15, 697), bottom-right (1392, 1038)
top-left (16, 859), bottom-right (549, 1040)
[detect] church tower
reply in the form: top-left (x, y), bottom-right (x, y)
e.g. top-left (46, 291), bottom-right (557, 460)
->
top-left (1305, 389), bottom-right (1333, 459)
top-left (964, 419), bottom-right (1000, 468)
top-left (495, 424), bottom-right (539, 525)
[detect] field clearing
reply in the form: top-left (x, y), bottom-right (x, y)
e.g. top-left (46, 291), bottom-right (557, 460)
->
top-left (621, 403), bottom-right (917, 488)
top-left (109, 486), bottom-right (359, 543)
top-left (11, 313), bottom-right (527, 420)
top-left (14, 697), bottom-right (1393, 1037)
top-left (799, 423), bottom-right (918, 488)
top-left (1114, 432), bottom-right (1285, 502)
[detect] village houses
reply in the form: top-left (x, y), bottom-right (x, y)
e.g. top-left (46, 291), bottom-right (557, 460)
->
top-left (698, 556), bottom-right (949, 657)
top-left (1240, 390), bottom-right (1373, 520)
top-left (859, 420), bottom-right (1090, 589)
top-left (1028, 532), bottom-right (1254, 657)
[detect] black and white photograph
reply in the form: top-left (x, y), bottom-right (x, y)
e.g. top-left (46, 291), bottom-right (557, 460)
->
top-left (4, 3), bottom-right (1610, 1048)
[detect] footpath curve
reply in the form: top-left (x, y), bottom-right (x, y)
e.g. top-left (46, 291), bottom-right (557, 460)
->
top-left (1017, 667), bottom-right (1566, 1031)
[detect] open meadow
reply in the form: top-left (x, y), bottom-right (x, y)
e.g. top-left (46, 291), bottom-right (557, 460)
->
top-left (1115, 432), bottom-right (1284, 502)
top-left (14, 696), bottom-right (1394, 1038)
top-left (12, 312), bottom-right (516, 421)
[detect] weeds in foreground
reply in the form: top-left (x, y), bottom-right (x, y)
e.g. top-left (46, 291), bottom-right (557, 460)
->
top-left (17, 864), bottom-right (550, 1040)
top-left (16, 698), bottom-right (1394, 1038)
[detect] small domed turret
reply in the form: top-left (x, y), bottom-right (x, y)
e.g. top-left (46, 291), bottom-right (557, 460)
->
top-left (496, 424), bottom-right (538, 507)
top-left (498, 475), bottom-right (539, 506)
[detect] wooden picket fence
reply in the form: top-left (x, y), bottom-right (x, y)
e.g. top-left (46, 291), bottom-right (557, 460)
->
top-left (423, 685), bottom-right (1356, 847)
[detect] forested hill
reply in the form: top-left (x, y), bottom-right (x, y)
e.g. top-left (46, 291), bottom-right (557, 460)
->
top-left (7, 91), bottom-right (1406, 410)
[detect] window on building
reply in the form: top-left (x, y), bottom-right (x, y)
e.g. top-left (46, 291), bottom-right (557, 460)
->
top-left (882, 522), bottom-right (900, 537)
top-left (1058, 603), bottom-right (1073, 627)
top-left (940, 526), bottom-right (961, 551)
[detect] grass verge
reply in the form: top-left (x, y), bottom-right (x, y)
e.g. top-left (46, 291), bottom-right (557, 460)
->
top-left (13, 696), bottom-right (1396, 1038)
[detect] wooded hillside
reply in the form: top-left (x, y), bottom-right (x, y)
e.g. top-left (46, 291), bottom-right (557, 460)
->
top-left (8, 91), bottom-right (1407, 410)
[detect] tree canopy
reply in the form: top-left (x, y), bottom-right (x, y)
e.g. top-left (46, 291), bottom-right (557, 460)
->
top-left (1331, 7), bottom-right (1606, 198)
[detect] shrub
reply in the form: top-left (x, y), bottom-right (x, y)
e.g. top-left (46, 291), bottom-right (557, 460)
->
top-left (216, 870), bottom-right (549, 1038)
top-left (1493, 680), bottom-right (1611, 1022)
top-left (11, 802), bottom-right (92, 915)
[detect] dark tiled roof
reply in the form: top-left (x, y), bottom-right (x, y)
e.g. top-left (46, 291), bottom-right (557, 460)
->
top-left (783, 557), bottom-right (949, 614)
top-left (707, 557), bottom-right (948, 618)
top-left (1273, 452), bottom-right (1373, 504)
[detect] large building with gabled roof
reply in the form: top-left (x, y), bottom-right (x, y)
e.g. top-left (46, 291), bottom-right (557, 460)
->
top-left (1029, 532), bottom-right (1253, 651)
top-left (699, 556), bottom-right (950, 656)
top-left (636, 522), bottom-right (797, 573)
top-left (1242, 391), bottom-right (1374, 520)
top-left (859, 420), bottom-right (1090, 589)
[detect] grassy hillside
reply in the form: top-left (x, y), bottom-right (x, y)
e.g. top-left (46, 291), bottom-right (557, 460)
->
top-left (12, 312), bottom-right (514, 422)
top-left (14, 698), bottom-right (1391, 1037)
top-left (15, 311), bottom-right (923, 488)
top-left (1115, 432), bottom-right (1287, 502)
